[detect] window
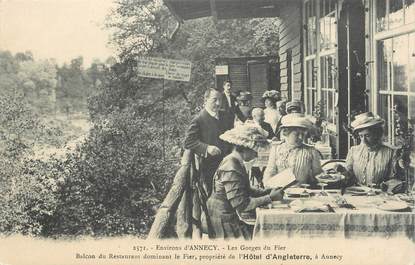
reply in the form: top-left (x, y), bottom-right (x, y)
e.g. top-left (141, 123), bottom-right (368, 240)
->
top-left (304, 0), bottom-right (318, 115)
top-left (305, 60), bottom-right (317, 114)
top-left (320, 54), bottom-right (337, 125)
top-left (376, 0), bottom-right (415, 32)
top-left (303, 0), bottom-right (338, 129)
top-left (305, 0), bottom-right (317, 56)
top-left (377, 33), bottom-right (415, 141)
top-left (374, 1), bottom-right (415, 172)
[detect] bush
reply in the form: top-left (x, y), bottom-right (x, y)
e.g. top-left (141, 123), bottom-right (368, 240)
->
top-left (45, 105), bottom-right (178, 237)
top-left (0, 159), bottom-right (60, 236)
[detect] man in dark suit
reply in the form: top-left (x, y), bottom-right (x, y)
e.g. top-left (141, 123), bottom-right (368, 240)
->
top-left (251, 107), bottom-right (275, 139)
top-left (249, 107), bottom-right (275, 187)
top-left (184, 88), bottom-right (229, 196)
top-left (220, 79), bottom-right (246, 130)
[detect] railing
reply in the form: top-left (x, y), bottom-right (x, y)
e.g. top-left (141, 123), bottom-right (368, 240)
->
top-left (148, 150), bottom-right (214, 239)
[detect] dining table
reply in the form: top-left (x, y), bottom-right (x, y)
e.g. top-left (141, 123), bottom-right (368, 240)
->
top-left (250, 190), bottom-right (415, 241)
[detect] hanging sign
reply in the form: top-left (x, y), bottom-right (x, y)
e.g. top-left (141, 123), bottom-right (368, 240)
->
top-left (137, 57), bottom-right (191, 82)
top-left (215, 65), bottom-right (229, 75)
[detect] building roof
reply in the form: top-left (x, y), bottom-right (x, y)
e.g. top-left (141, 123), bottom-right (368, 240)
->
top-left (163, 0), bottom-right (299, 21)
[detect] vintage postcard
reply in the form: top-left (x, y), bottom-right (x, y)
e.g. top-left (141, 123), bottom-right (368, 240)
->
top-left (0, 0), bottom-right (414, 264)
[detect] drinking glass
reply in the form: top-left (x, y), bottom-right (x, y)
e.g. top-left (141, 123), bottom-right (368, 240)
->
top-left (367, 183), bottom-right (377, 196)
top-left (318, 182), bottom-right (328, 195)
top-left (300, 183), bottom-right (311, 199)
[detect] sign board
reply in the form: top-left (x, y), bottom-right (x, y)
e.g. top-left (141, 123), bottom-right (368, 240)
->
top-left (215, 65), bottom-right (229, 75)
top-left (137, 57), bottom-right (191, 82)
top-left (137, 57), bottom-right (166, 79)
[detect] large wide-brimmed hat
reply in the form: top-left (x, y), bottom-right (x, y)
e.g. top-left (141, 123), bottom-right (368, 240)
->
top-left (350, 112), bottom-right (384, 132)
top-left (220, 125), bottom-right (269, 151)
top-left (237, 91), bottom-right (252, 101)
top-left (285, 100), bottom-right (303, 113)
top-left (262, 90), bottom-right (280, 101)
top-left (279, 113), bottom-right (313, 130)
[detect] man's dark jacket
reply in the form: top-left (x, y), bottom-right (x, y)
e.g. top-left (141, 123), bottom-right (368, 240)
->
top-left (184, 109), bottom-right (230, 196)
top-left (220, 93), bottom-right (246, 130)
top-left (260, 121), bottom-right (276, 139)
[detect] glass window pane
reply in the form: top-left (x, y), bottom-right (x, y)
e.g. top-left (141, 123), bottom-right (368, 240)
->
top-left (405, 0), bottom-right (415, 24)
top-left (307, 89), bottom-right (317, 115)
top-left (319, 3), bottom-right (336, 51)
top-left (328, 55), bottom-right (335, 88)
top-left (377, 39), bottom-right (392, 91)
top-left (393, 95), bottom-right (409, 136)
top-left (306, 0), bottom-right (317, 56)
top-left (305, 2), bottom-right (309, 54)
top-left (394, 95), bottom-right (409, 116)
top-left (321, 57), bottom-right (326, 88)
top-left (320, 0), bottom-right (326, 17)
top-left (321, 90), bottom-right (327, 118)
top-left (377, 0), bottom-right (387, 32)
top-left (410, 95), bottom-right (415, 174)
top-left (330, 14), bottom-right (336, 49)
top-left (307, 60), bottom-right (316, 87)
top-left (320, 16), bottom-right (327, 50)
top-left (307, 90), bottom-right (313, 114)
top-left (378, 94), bottom-right (390, 140)
top-left (409, 33), bottom-right (415, 92)
top-left (393, 34), bottom-right (409, 92)
top-left (410, 95), bottom-right (415, 121)
top-left (389, 0), bottom-right (405, 29)
top-left (328, 91), bottom-right (334, 123)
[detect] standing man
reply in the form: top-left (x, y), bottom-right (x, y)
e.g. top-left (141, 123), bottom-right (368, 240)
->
top-left (184, 88), bottom-right (229, 196)
top-left (220, 79), bottom-right (246, 130)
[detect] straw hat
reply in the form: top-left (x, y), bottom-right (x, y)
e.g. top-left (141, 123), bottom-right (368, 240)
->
top-left (262, 90), bottom-right (280, 100)
top-left (285, 100), bottom-right (303, 113)
top-left (220, 125), bottom-right (269, 151)
top-left (350, 112), bottom-right (384, 132)
top-left (236, 91), bottom-right (252, 101)
top-left (279, 113), bottom-right (313, 130)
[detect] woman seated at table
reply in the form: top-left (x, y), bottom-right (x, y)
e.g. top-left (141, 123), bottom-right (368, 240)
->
top-left (339, 112), bottom-right (404, 189)
top-left (263, 113), bottom-right (323, 186)
top-left (206, 125), bottom-right (284, 240)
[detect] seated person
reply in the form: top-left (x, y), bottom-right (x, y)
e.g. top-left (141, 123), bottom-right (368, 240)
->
top-left (249, 107), bottom-right (275, 139)
top-left (285, 99), bottom-right (304, 114)
top-left (262, 90), bottom-right (281, 134)
top-left (235, 92), bottom-right (253, 126)
top-left (338, 112), bottom-right (405, 190)
top-left (206, 125), bottom-right (284, 240)
top-left (263, 113), bottom-right (323, 187)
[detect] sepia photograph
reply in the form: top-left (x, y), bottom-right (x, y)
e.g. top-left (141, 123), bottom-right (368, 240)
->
top-left (0, 0), bottom-right (414, 264)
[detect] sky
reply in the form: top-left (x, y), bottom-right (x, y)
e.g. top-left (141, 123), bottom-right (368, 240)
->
top-left (0, 0), bottom-right (116, 66)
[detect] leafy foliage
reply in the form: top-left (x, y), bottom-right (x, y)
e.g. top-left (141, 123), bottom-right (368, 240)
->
top-left (0, 0), bottom-right (281, 238)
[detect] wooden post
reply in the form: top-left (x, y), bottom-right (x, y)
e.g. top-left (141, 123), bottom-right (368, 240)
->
top-left (148, 150), bottom-right (192, 239)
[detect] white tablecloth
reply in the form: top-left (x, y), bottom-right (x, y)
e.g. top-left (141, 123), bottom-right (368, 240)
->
top-left (253, 194), bottom-right (415, 240)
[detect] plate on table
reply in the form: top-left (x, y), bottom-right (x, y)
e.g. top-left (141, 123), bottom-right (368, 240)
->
top-left (289, 200), bottom-right (334, 213)
top-left (345, 186), bottom-right (371, 195)
top-left (377, 201), bottom-right (410, 212)
top-left (316, 173), bottom-right (345, 183)
top-left (285, 187), bottom-right (312, 197)
top-left (270, 201), bottom-right (290, 209)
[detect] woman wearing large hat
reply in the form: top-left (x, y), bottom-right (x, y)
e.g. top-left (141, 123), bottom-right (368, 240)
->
top-left (262, 90), bottom-right (282, 134)
top-left (206, 125), bottom-right (284, 239)
top-left (263, 113), bottom-right (323, 186)
top-left (341, 112), bottom-right (404, 188)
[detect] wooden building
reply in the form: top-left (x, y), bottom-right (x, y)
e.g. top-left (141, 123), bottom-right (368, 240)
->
top-left (215, 56), bottom-right (280, 107)
top-left (164, 0), bottom-right (415, 175)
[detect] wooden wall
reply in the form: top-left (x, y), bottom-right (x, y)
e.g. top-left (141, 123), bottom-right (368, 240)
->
top-left (278, 1), bottom-right (303, 101)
